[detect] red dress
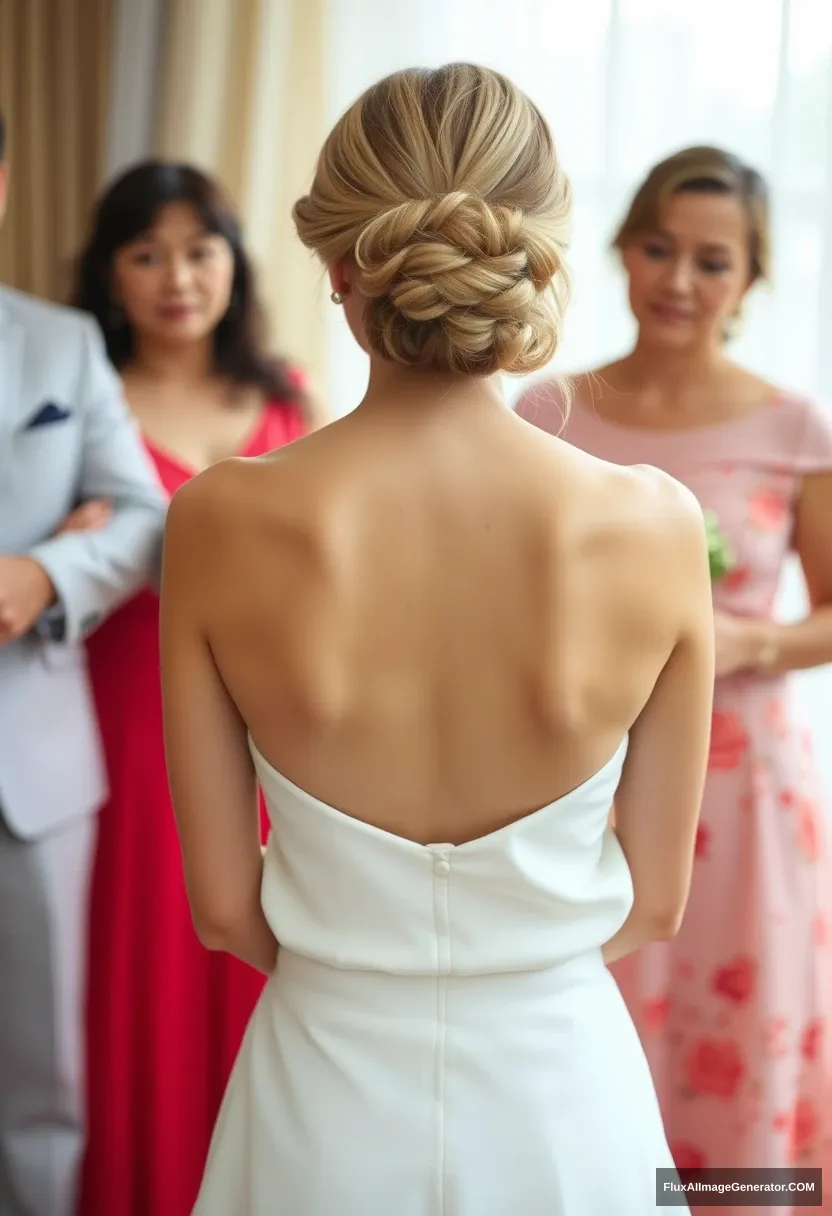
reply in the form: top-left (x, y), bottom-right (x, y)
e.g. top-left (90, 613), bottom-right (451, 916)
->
top-left (79, 399), bottom-right (307, 1216)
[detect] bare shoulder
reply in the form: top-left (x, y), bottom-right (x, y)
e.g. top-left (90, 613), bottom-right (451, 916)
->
top-left (552, 423), bottom-right (702, 523)
top-left (600, 460), bottom-right (707, 562)
top-left (164, 440), bottom-right (326, 587)
top-left (613, 463), bottom-right (711, 640)
top-left (168, 437), bottom-right (311, 520)
top-left (163, 457), bottom-right (274, 564)
top-left (167, 456), bottom-right (249, 523)
top-left (562, 455), bottom-right (709, 620)
top-left (625, 461), bottom-right (703, 521)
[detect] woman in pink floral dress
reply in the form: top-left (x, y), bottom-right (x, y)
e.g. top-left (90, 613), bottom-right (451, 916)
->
top-left (517, 146), bottom-right (832, 1214)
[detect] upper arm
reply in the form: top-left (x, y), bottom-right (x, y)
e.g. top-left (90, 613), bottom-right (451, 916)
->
top-left (795, 474), bottom-right (832, 608)
top-left (160, 481), bottom-right (263, 939)
top-left (26, 318), bottom-right (166, 639)
top-left (613, 481), bottom-right (715, 931)
top-left (792, 397), bottom-right (832, 606)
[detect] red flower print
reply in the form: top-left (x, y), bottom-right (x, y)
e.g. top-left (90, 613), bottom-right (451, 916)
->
top-left (721, 564), bottom-right (751, 593)
top-left (671, 1142), bottom-right (707, 1170)
top-left (712, 956), bottom-right (756, 1004)
top-left (773, 1101), bottom-right (820, 1158)
top-left (779, 788), bottom-right (796, 810)
top-left (801, 1019), bottom-right (823, 1062)
top-left (642, 994), bottom-right (671, 1034)
top-left (694, 824), bottom-right (710, 859)
top-left (813, 914), bottom-right (828, 947)
top-left (683, 1038), bottom-right (745, 1099)
top-left (708, 711), bottom-right (749, 771)
top-left (796, 800), bottom-right (821, 860)
top-left (790, 1099), bottom-right (819, 1160)
top-left (748, 486), bottom-right (789, 530)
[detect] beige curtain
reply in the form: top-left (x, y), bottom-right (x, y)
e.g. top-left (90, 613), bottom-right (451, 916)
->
top-left (154, 0), bottom-right (328, 384)
top-left (0, 0), bottom-right (111, 300)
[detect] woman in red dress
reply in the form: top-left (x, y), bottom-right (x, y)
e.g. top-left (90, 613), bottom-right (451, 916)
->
top-left (65, 162), bottom-right (325, 1216)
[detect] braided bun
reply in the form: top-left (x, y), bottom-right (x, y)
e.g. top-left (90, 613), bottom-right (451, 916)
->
top-left (294, 64), bottom-right (571, 377)
top-left (355, 192), bottom-right (564, 374)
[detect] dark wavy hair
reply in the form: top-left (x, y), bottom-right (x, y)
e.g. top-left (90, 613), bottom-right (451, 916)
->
top-left (72, 160), bottom-right (299, 402)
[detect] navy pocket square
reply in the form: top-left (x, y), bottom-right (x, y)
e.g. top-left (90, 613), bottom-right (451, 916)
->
top-left (25, 401), bottom-right (72, 429)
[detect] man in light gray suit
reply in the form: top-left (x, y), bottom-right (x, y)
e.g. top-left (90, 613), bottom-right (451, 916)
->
top-left (0, 113), bottom-right (167, 1216)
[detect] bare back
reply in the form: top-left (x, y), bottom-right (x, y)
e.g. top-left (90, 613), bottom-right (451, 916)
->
top-left (178, 396), bottom-right (710, 847)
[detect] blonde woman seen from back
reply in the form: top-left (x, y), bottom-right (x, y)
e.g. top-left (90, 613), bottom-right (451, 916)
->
top-left (161, 66), bottom-right (711, 1215)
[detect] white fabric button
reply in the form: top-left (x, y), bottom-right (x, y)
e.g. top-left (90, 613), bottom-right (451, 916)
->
top-left (435, 858), bottom-right (451, 876)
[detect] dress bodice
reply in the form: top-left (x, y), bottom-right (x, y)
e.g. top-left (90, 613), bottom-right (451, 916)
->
top-left (251, 735), bottom-right (632, 975)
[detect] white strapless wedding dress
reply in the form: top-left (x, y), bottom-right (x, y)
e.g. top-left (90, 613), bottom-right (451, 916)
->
top-left (193, 734), bottom-right (685, 1215)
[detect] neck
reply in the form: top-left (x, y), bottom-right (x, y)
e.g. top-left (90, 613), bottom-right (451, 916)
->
top-left (623, 336), bottom-right (727, 393)
top-left (357, 358), bottom-right (507, 421)
top-left (128, 335), bottom-right (215, 383)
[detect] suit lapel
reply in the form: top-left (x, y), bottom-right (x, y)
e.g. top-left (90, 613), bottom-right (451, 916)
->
top-left (0, 294), bottom-right (24, 479)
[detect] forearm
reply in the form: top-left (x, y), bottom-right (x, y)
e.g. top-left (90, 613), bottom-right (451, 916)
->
top-left (602, 885), bottom-right (681, 965)
top-left (199, 849), bottom-right (279, 975)
top-left (223, 907), bottom-right (279, 975)
top-left (205, 893), bottom-right (279, 975)
top-left (752, 606), bottom-right (832, 675)
top-left (29, 505), bottom-right (164, 641)
top-left (602, 907), bottom-right (663, 966)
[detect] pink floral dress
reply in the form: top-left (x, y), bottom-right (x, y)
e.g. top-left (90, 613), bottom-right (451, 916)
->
top-left (517, 384), bottom-right (832, 1215)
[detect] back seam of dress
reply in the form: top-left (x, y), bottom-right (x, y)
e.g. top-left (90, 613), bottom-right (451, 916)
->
top-left (434, 975), bottom-right (448, 1216)
top-left (431, 845), bottom-right (452, 1216)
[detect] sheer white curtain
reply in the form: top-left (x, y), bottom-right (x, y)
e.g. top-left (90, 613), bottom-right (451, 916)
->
top-left (105, 0), bottom-right (165, 181)
top-left (323, 0), bottom-right (832, 792)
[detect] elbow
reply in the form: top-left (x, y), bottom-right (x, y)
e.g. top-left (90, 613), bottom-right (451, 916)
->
top-left (644, 905), bottom-right (686, 941)
top-left (628, 871), bottom-right (690, 943)
top-left (184, 857), bottom-right (267, 955)
top-left (192, 912), bottom-right (233, 953)
top-left (191, 900), bottom-right (244, 953)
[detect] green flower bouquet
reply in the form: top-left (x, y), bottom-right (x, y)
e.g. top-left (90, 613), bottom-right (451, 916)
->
top-left (704, 509), bottom-right (735, 583)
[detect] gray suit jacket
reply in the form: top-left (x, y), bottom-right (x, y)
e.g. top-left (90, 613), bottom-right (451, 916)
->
top-left (0, 286), bottom-right (167, 839)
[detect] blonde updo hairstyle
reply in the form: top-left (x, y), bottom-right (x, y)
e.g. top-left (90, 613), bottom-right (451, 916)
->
top-left (612, 145), bottom-right (771, 286)
top-left (293, 64), bottom-right (572, 376)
